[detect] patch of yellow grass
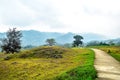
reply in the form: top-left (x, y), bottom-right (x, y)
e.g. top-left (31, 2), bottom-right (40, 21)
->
top-left (0, 47), bottom-right (93, 80)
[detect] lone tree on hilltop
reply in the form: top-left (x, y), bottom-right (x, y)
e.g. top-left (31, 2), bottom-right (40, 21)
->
top-left (0, 28), bottom-right (22, 53)
top-left (46, 38), bottom-right (56, 46)
top-left (73, 35), bottom-right (83, 47)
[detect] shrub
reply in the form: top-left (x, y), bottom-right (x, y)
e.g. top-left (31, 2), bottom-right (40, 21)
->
top-left (19, 53), bottom-right (29, 58)
top-left (4, 56), bottom-right (13, 60)
top-left (107, 50), bottom-right (111, 53)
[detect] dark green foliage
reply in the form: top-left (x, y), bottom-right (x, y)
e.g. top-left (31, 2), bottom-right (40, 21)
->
top-left (87, 41), bottom-right (109, 46)
top-left (46, 38), bottom-right (56, 46)
top-left (107, 50), bottom-right (111, 53)
top-left (0, 28), bottom-right (22, 53)
top-left (73, 35), bottom-right (83, 47)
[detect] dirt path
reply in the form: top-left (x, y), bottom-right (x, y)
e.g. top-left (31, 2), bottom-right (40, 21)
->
top-left (92, 49), bottom-right (120, 80)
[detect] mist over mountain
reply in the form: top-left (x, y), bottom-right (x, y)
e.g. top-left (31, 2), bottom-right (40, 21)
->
top-left (0, 30), bottom-right (118, 46)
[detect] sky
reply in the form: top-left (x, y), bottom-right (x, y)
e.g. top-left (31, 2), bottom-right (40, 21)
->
top-left (0, 0), bottom-right (120, 38)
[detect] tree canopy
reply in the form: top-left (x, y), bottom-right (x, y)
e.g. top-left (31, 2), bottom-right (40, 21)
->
top-left (46, 38), bottom-right (56, 46)
top-left (0, 28), bottom-right (22, 53)
top-left (73, 35), bottom-right (83, 47)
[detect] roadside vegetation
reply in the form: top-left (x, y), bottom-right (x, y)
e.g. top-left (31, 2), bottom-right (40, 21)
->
top-left (86, 40), bottom-right (120, 62)
top-left (94, 46), bottom-right (120, 62)
top-left (54, 48), bottom-right (97, 80)
top-left (0, 46), bottom-right (97, 80)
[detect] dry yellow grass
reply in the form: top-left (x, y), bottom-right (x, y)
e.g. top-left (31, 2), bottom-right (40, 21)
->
top-left (0, 46), bottom-right (96, 80)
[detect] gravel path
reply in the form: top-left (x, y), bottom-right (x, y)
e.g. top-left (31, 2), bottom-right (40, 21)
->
top-left (92, 49), bottom-right (120, 80)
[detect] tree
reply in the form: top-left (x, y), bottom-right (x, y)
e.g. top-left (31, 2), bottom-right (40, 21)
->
top-left (46, 38), bottom-right (56, 46)
top-left (0, 28), bottom-right (22, 53)
top-left (73, 35), bottom-right (83, 47)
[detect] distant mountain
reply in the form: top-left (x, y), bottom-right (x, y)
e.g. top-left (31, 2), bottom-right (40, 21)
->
top-left (81, 33), bottom-right (108, 42)
top-left (56, 32), bottom-right (75, 44)
top-left (105, 38), bottom-right (120, 44)
top-left (21, 30), bottom-right (64, 46)
top-left (0, 30), bottom-right (116, 46)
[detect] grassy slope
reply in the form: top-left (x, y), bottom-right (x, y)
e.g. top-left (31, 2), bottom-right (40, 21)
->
top-left (0, 46), bottom-right (96, 80)
top-left (54, 48), bottom-right (97, 80)
top-left (92, 46), bottom-right (120, 62)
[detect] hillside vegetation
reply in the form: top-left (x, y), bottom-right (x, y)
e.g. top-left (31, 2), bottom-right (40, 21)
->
top-left (0, 46), bottom-right (97, 80)
top-left (3, 46), bottom-right (67, 60)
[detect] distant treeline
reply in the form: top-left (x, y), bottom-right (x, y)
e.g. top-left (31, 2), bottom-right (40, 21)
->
top-left (86, 40), bottom-right (120, 46)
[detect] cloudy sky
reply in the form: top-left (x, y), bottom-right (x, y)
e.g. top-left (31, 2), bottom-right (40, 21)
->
top-left (0, 0), bottom-right (120, 38)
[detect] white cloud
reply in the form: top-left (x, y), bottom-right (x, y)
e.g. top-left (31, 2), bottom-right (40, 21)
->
top-left (0, 0), bottom-right (120, 38)
top-left (50, 0), bottom-right (120, 38)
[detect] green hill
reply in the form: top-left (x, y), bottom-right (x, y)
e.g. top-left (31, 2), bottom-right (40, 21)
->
top-left (3, 46), bottom-right (69, 60)
top-left (0, 46), bottom-right (97, 80)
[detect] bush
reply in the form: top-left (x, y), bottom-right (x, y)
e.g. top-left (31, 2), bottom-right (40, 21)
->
top-left (4, 56), bottom-right (13, 60)
top-left (19, 53), bottom-right (29, 58)
top-left (107, 50), bottom-right (111, 53)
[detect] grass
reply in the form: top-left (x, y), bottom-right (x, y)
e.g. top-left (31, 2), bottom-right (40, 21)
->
top-left (91, 46), bottom-right (120, 62)
top-left (0, 46), bottom-right (97, 80)
top-left (54, 48), bottom-right (97, 80)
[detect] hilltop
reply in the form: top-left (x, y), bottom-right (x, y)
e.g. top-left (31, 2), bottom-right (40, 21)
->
top-left (4, 46), bottom-right (69, 60)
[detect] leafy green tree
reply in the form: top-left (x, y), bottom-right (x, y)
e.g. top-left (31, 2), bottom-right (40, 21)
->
top-left (0, 28), bottom-right (22, 53)
top-left (73, 35), bottom-right (83, 47)
top-left (46, 38), bottom-right (56, 46)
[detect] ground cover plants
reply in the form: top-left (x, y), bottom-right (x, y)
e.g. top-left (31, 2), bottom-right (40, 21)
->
top-left (0, 46), bottom-right (97, 80)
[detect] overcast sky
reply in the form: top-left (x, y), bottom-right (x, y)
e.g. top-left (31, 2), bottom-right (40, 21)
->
top-left (0, 0), bottom-right (120, 38)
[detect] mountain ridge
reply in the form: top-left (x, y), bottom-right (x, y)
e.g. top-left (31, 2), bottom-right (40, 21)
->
top-left (0, 30), bottom-right (119, 46)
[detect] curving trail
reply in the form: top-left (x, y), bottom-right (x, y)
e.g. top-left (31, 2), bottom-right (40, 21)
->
top-left (92, 49), bottom-right (120, 80)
